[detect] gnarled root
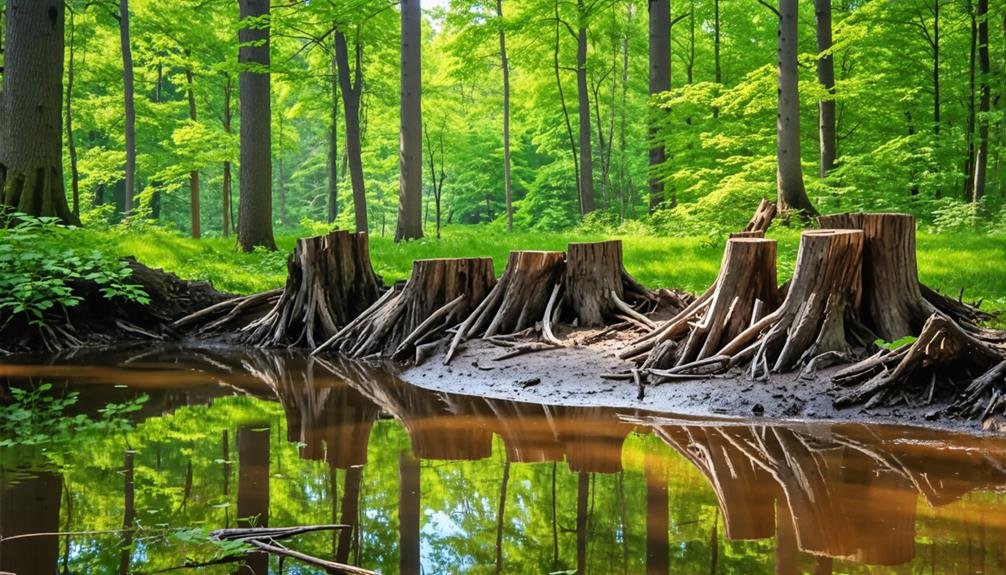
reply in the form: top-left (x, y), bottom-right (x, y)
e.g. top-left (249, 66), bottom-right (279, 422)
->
top-left (834, 314), bottom-right (1006, 411)
top-left (316, 258), bottom-right (495, 360)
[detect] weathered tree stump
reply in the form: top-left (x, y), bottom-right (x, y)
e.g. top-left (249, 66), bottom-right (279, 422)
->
top-left (742, 197), bottom-right (778, 235)
top-left (316, 257), bottom-right (495, 359)
top-left (241, 231), bottom-right (382, 348)
top-left (835, 314), bottom-right (1006, 410)
top-left (626, 238), bottom-right (780, 370)
top-left (563, 240), bottom-right (652, 327)
top-left (444, 251), bottom-right (564, 363)
top-left (818, 212), bottom-right (989, 339)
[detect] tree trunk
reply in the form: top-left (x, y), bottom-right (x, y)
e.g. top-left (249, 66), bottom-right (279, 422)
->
top-left (714, 0), bottom-right (721, 83)
top-left (328, 44), bottom-right (339, 224)
top-left (335, 31), bottom-right (369, 234)
top-left (223, 73), bottom-right (233, 237)
top-left (645, 452), bottom-right (669, 575)
top-left (322, 257), bottom-right (496, 359)
top-left (815, 0), bottom-right (836, 177)
top-left (278, 113), bottom-right (287, 227)
top-left (576, 0), bottom-right (596, 216)
top-left (648, 0), bottom-right (670, 212)
top-left (497, 0), bottom-right (513, 231)
top-left (236, 425), bottom-right (270, 575)
top-left (185, 55), bottom-right (201, 238)
top-left (238, 0), bottom-right (276, 251)
top-left (933, 0), bottom-right (940, 135)
top-left (119, 0), bottom-right (136, 215)
top-left (0, 470), bottom-right (62, 574)
top-left (642, 238), bottom-right (780, 370)
top-left (494, 460), bottom-right (510, 575)
top-left (619, 5), bottom-right (632, 221)
top-left (973, 0), bottom-right (990, 202)
top-left (0, 0), bottom-right (75, 223)
top-left (776, 0), bottom-right (817, 216)
top-left (399, 451), bottom-right (420, 575)
top-left (336, 467), bottom-right (363, 563)
top-left (396, 0), bottom-right (424, 242)
top-left (564, 240), bottom-right (653, 327)
top-left (117, 450), bottom-right (135, 575)
top-left (555, 0), bottom-right (581, 215)
top-left (66, 9), bottom-right (80, 218)
top-left (576, 471), bottom-right (589, 575)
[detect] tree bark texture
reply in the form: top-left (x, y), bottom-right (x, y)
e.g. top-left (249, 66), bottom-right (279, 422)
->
top-left (815, 0), bottom-right (836, 177)
top-left (328, 43), bottom-right (339, 224)
top-left (648, 0), bottom-right (670, 212)
top-left (972, 0), bottom-right (990, 201)
top-left (576, 0), bottom-right (596, 216)
top-left (335, 31), bottom-right (369, 233)
top-left (66, 9), bottom-right (80, 218)
top-left (119, 0), bottom-right (136, 215)
top-left (185, 56), bottom-right (201, 238)
top-left (236, 424), bottom-right (270, 575)
top-left (223, 73), bottom-right (233, 237)
top-left (776, 0), bottom-right (817, 216)
top-left (497, 0), bottom-right (513, 231)
top-left (396, 0), bottom-right (424, 241)
top-left (0, 0), bottom-right (75, 223)
top-left (564, 240), bottom-right (652, 326)
top-left (238, 0), bottom-right (276, 251)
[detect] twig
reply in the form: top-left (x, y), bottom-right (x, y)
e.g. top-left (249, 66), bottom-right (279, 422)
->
top-left (246, 539), bottom-right (377, 575)
top-left (494, 342), bottom-right (560, 361)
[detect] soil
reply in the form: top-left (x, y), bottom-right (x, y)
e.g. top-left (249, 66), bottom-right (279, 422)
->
top-left (400, 322), bottom-right (976, 433)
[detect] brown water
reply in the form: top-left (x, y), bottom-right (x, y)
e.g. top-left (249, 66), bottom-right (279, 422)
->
top-left (1, 345), bottom-right (1005, 574)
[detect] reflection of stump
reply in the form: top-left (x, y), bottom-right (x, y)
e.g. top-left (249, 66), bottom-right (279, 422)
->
top-left (631, 238), bottom-right (780, 370)
top-left (819, 212), bottom-right (990, 336)
top-left (564, 240), bottom-right (651, 326)
top-left (457, 251), bottom-right (564, 339)
top-left (322, 258), bottom-right (495, 359)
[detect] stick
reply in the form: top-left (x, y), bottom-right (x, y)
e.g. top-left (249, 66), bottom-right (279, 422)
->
top-left (211, 525), bottom-right (349, 541)
top-left (494, 342), bottom-right (560, 361)
top-left (312, 288), bottom-right (396, 356)
top-left (393, 294), bottom-right (466, 358)
top-left (541, 283), bottom-right (564, 346)
top-left (247, 539), bottom-right (377, 575)
top-left (633, 369), bottom-right (644, 400)
top-left (610, 290), bottom-right (657, 330)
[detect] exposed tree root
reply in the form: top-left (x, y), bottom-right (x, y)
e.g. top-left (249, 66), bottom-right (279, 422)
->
top-left (317, 258), bottom-right (495, 360)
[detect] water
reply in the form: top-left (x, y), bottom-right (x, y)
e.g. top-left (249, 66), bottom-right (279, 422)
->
top-left (1, 346), bottom-right (1005, 574)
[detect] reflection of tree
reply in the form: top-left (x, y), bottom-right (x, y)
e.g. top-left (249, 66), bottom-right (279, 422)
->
top-left (235, 424), bottom-right (270, 575)
top-left (0, 469), bottom-right (62, 573)
top-left (638, 418), bottom-right (1006, 569)
top-left (399, 450), bottom-right (420, 575)
top-left (645, 452), bottom-right (668, 575)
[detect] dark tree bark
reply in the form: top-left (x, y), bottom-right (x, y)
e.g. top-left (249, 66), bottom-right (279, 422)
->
top-left (424, 123), bottom-right (445, 239)
top-left (497, 0), bottom-right (513, 231)
top-left (336, 467), bottom-right (363, 563)
top-left (972, 0), bottom-right (990, 202)
top-left (714, 0), bottom-right (721, 83)
top-left (618, 5), bottom-right (632, 221)
top-left (576, 0), bottom-right (596, 216)
top-left (185, 52), bottom-right (201, 238)
top-left (399, 451), bottom-right (420, 575)
top-left (335, 31), bottom-right (369, 233)
top-left (814, 0), bottom-right (836, 177)
top-left (396, 0), bottom-right (423, 242)
top-left (0, 0), bottom-right (75, 223)
top-left (328, 45), bottom-right (338, 224)
top-left (223, 73), bottom-right (233, 237)
top-left (648, 0), bottom-right (669, 212)
top-left (776, 0), bottom-right (818, 216)
top-left (66, 8), bottom-right (80, 218)
top-left (278, 111), bottom-right (287, 227)
top-left (645, 453), bottom-right (668, 575)
top-left (237, 0), bottom-right (276, 251)
top-left (236, 425), bottom-right (270, 574)
top-left (119, 0), bottom-right (136, 215)
top-left (555, 0), bottom-right (581, 215)
top-left (933, 0), bottom-right (940, 135)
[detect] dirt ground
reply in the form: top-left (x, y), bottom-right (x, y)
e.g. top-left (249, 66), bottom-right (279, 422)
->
top-left (400, 322), bottom-right (981, 433)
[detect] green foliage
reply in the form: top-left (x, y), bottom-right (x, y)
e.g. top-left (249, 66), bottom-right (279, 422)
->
top-left (874, 336), bottom-right (918, 351)
top-left (0, 213), bottom-right (149, 328)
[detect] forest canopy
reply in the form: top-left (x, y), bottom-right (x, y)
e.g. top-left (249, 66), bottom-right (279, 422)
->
top-left (1, 0), bottom-right (1004, 242)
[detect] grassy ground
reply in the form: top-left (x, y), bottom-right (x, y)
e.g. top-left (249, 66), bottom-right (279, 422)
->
top-left (98, 226), bottom-right (1006, 315)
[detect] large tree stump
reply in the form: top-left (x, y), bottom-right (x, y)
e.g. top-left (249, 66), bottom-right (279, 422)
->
top-left (444, 251), bottom-right (564, 363)
top-left (174, 231), bottom-right (382, 349)
top-left (563, 240), bottom-right (651, 327)
top-left (817, 212), bottom-right (989, 339)
top-left (625, 238), bottom-right (780, 370)
top-left (316, 258), bottom-right (495, 359)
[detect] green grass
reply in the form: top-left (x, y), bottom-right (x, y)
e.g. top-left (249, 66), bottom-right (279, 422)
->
top-left (87, 225), bottom-right (1006, 316)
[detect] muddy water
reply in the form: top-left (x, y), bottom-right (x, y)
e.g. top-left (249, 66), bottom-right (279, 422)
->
top-left (1, 346), bottom-right (1005, 574)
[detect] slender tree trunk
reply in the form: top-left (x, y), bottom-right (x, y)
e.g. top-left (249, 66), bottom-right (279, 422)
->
top-left (645, 452), bottom-right (669, 575)
top-left (399, 451), bottom-right (421, 575)
top-left (714, 0), bottom-right (721, 83)
top-left (335, 31), bottom-right (369, 233)
top-left (278, 112), bottom-right (287, 227)
top-left (335, 467), bottom-right (362, 563)
top-left (966, 1), bottom-right (976, 194)
top-left (66, 9), bottom-right (80, 218)
top-left (687, 3), bottom-right (695, 84)
top-left (237, 0), bottom-right (276, 251)
top-left (933, 0), bottom-right (940, 135)
top-left (648, 0), bottom-right (669, 212)
top-left (494, 460), bottom-right (510, 575)
top-left (577, 472), bottom-right (589, 574)
top-left (185, 53), bottom-right (201, 238)
top-left (776, 0), bottom-right (818, 216)
top-left (236, 425), bottom-right (270, 574)
top-left (973, 0), bottom-right (990, 202)
top-left (815, 0), bottom-right (836, 177)
top-left (555, 0), bottom-right (581, 215)
top-left (497, 0), bottom-right (513, 231)
top-left (618, 5), bottom-right (631, 222)
top-left (328, 46), bottom-right (339, 224)
top-left (576, 0), bottom-right (596, 216)
top-left (222, 73), bottom-right (233, 237)
top-left (396, 0), bottom-right (424, 241)
top-left (117, 450), bottom-right (135, 575)
top-left (119, 0), bottom-right (136, 215)
top-left (0, 0), bottom-right (75, 223)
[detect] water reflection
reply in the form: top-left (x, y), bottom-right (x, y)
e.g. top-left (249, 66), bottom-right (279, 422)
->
top-left (2, 346), bottom-right (1006, 573)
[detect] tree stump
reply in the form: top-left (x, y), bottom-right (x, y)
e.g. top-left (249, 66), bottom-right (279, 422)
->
top-left (634, 238), bottom-right (780, 370)
top-left (818, 212), bottom-right (989, 339)
top-left (563, 240), bottom-right (651, 327)
top-left (317, 257), bottom-right (495, 359)
top-left (444, 251), bottom-right (564, 363)
top-left (742, 198), bottom-right (778, 234)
